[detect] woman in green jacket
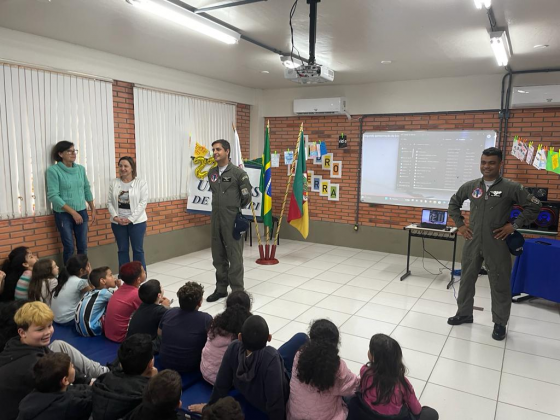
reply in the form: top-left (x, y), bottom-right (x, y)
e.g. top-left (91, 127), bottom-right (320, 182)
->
top-left (47, 141), bottom-right (96, 264)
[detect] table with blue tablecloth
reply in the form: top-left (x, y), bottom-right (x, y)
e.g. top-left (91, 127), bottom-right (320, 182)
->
top-left (511, 238), bottom-right (560, 303)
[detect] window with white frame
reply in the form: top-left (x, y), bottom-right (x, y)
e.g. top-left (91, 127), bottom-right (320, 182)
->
top-left (0, 64), bottom-right (115, 219)
top-left (133, 87), bottom-right (236, 202)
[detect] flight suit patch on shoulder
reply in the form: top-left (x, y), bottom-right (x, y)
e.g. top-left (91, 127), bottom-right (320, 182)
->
top-left (241, 175), bottom-right (249, 181)
top-left (241, 188), bottom-right (249, 196)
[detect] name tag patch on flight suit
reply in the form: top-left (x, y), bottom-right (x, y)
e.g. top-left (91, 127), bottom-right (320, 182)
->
top-left (489, 191), bottom-right (503, 197)
top-left (472, 188), bottom-right (483, 199)
top-left (223, 177), bottom-right (232, 182)
top-left (210, 173), bottom-right (219, 182)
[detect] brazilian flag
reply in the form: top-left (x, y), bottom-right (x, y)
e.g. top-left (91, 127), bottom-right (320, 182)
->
top-left (260, 122), bottom-right (273, 232)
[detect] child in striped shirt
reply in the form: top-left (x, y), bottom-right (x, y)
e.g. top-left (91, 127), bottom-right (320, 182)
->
top-left (75, 267), bottom-right (121, 337)
top-left (14, 249), bottom-right (38, 301)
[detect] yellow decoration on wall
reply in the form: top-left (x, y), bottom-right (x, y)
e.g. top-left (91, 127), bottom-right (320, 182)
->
top-left (194, 142), bottom-right (209, 157)
top-left (193, 156), bottom-right (217, 179)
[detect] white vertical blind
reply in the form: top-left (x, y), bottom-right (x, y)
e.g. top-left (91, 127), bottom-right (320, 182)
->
top-left (0, 64), bottom-right (115, 219)
top-left (134, 87), bottom-right (236, 202)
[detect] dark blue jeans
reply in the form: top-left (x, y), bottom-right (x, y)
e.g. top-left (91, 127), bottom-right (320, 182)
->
top-left (54, 210), bottom-right (89, 264)
top-left (278, 332), bottom-right (309, 377)
top-left (111, 221), bottom-right (147, 271)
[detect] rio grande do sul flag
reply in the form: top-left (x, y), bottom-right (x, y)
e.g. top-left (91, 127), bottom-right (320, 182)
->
top-left (287, 127), bottom-right (309, 238)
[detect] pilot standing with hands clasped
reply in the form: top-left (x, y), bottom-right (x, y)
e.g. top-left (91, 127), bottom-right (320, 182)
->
top-left (206, 139), bottom-right (253, 303)
top-left (447, 147), bottom-right (541, 341)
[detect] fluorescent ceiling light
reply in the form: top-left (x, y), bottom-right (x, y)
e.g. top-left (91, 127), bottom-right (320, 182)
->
top-left (280, 56), bottom-right (300, 69)
top-left (490, 31), bottom-right (511, 66)
top-left (473, 0), bottom-right (491, 9)
top-left (127, 0), bottom-right (240, 45)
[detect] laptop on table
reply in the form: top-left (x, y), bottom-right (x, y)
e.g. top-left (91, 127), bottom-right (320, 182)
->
top-left (420, 209), bottom-right (448, 230)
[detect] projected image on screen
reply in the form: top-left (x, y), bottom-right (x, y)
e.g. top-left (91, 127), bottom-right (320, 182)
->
top-left (360, 131), bottom-right (496, 210)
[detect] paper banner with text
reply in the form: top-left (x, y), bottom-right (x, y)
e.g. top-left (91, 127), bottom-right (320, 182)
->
top-left (187, 164), bottom-right (262, 216)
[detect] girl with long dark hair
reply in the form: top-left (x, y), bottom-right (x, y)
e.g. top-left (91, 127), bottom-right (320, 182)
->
top-left (27, 259), bottom-right (59, 306)
top-left (200, 290), bottom-right (252, 384)
top-left (287, 319), bottom-right (359, 420)
top-left (51, 254), bottom-right (92, 324)
top-left (348, 334), bottom-right (438, 420)
top-left (0, 247), bottom-right (37, 302)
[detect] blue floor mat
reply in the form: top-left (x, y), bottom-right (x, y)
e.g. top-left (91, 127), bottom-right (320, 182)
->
top-left (51, 322), bottom-right (120, 366)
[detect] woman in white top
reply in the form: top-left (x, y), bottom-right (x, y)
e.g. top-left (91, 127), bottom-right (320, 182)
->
top-left (108, 156), bottom-right (149, 271)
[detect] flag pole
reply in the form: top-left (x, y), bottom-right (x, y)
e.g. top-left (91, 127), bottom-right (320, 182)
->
top-left (250, 200), bottom-right (263, 248)
top-left (233, 122), bottom-right (263, 251)
top-left (273, 124), bottom-right (302, 246)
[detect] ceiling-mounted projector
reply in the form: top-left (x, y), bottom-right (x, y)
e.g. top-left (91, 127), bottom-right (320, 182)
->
top-left (284, 64), bottom-right (335, 84)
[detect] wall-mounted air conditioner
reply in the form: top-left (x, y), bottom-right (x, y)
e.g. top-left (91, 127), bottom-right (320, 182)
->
top-left (293, 97), bottom-right (347, 115)
top-left (511, 85), bottom-right (560, 108)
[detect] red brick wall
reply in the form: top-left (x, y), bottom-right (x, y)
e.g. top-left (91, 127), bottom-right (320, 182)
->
top-left (0, 82), bottom-right (251, 260)
top-left (267, 109), bottom-right (560, 238)
top-left (236, 103), bottom-right (251, 158)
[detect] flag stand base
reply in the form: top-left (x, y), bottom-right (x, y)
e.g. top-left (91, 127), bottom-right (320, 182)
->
top-left (256, 244), bottom-right (279, 265)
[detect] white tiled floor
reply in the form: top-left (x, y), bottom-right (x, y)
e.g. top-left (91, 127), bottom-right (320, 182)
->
top-left (147, 239), bottom-right (560, 420)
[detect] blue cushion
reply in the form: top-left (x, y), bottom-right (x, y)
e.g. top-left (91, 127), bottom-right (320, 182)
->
top-left (51, 322), bottom-right (120, 366)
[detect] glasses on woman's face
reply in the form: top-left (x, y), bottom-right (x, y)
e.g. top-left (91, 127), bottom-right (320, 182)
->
top-left (65, 149), bottom-right (78, 155)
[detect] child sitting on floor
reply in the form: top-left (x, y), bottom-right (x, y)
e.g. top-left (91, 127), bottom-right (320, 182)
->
top-left (127, 279), bottom-right (170, 352)
top-left (124, 369), bottom-right (185, 420)
top-left (51, 255), bottom-right (93, 324)
top-left (189, 315), bottom-right (308, 420)
top-left (13, 247), bottom-right (38, 301)
top-left (92, 333), bottom-right (157, 420)
top-left (200, 290), bottom-right (252, 385)
top-left (201, 397), bottom-right (244, 420)
top-left (104, 262), bottom-right (145, 343)
top-left (17, 352), bottom-right (93, 420)
top-left (287, 319), bottom-right (359, 420)
top-left (27, 259), bottom-right (59, 306)
top-left (0, 302), bottom-right (107, 420)
top-left (347, 334), bottom-right (439, 420)
top-left (75, 267), bottom-right (120, 337)
top-left (158, 282), bottom-right (212, 373)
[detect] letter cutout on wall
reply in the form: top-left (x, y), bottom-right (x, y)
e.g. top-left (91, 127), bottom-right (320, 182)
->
top-left (312, 175), bottom-right (322, 192)
top-left (328, 184), bottom-right (340, 201)
top-left (320, 179), bottom-right (331, 197)
top-left (331, 161), bottom-right (342, 178)
top-left (322, 153), bottom-right (333, 170)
